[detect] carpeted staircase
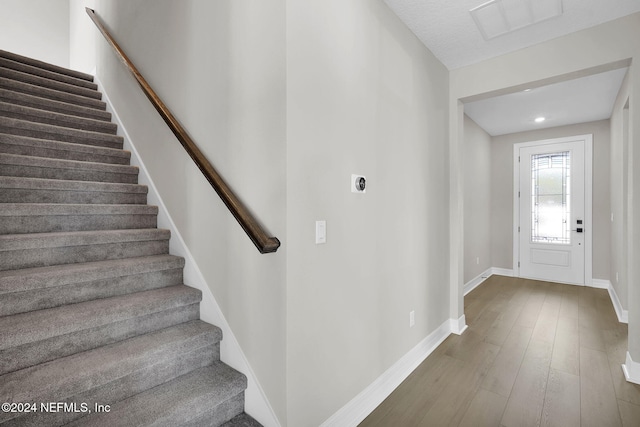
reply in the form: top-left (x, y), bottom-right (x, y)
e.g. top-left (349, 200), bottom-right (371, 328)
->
top-left (0, 50), bottom-right (261, 427)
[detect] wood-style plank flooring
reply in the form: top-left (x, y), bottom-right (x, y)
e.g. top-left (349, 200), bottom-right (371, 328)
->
top-left (360, 275), bottom-right (640, 427)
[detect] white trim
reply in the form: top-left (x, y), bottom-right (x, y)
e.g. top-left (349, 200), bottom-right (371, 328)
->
top-left (96, 78), bottom-right (281, 427)
top-left (450, 315), bottom-right (468, 335)
top-left (491, 267), bottom-right (514, 277)
top-left (592, 279), bottom-right (629, 323)
top-left (590, 279), bottom-right (609, 289)
top-left (464, 267), bottom-right (515, 296)
top-left (464, 268), bottom-right (492, 295)
top-left (622, 352), bottom-right (640, 385)
top-left (320, 319), bottom-right (452, 427)
top-left (513, 135), bottom-right (594, 285)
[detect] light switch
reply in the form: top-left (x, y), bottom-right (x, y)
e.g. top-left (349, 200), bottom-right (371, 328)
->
top-left (315, 220), bottom-right (326, 244)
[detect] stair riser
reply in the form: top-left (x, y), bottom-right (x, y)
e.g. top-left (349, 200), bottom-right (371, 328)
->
top-left (0, 163), bottom-right (138, 184)
top-left (184, 393), bottom-right (245, 427)
top-left (0, 268), bottom-right (183, 317)
top-left (0, 123), bottom-right (123, 150)
top-left (0, 240), bottom-right (169, 271)
top-left (0, 188), bottom-right (147, 204)
top-left (0, 89), bottom-right (111, 122)
top-left (1, 343), bottom-right (218, 426)
top-left (0, 107), bottom-right (117, 134)
top-left (0, 57), bottom-right (98, 91)
top-left (1, 304), bottom-right (200, 375)
top-left (0, 77), bottom-right (106, 110)
top-left (0, 68), bottom-right (102, 100)
top-left (0, 140), bottom-right (130, 165)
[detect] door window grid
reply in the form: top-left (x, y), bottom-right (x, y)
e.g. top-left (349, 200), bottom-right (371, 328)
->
top-left (531, 151), bottom-right (571, 244)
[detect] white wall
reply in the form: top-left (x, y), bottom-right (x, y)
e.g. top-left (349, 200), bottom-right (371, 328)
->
top-left (91, 0), bottom-right (287, 423)
top-left (491, 120), bottom-right (611, 281)
top-left (463, 115), bottom-right (492, 283)
top-left (286, 1), bottom-right (450, 425)
top-left (0, 0), bottom-right (69, 67)
top-left (450, 11), bottom-right (640, 372)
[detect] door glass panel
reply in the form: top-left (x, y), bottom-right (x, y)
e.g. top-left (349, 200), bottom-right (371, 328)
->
top-left (531, 151), bottom-right (570, 244)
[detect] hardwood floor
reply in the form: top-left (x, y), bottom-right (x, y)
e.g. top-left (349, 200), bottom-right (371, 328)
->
top-left (360, 275), bottom-right (640, 427)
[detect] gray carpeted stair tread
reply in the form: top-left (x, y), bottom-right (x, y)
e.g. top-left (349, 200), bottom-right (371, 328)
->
top-left (0, 255), bottom-right (184, 317)
top-left (0, 152), bottom-right (138, 184)
top-left (0, 254), bottom-right (183, 294)
top-left (0, 320), bottom-right (221, 425)
top-left (0, 228), bottom-right (169, 251)
top-left (68, 362), bottom-right (247, 427)
top-left (0, 56), bottom-right (98, 90)
top-left (0, 175), bottom-right (146, 193)
top-left (0, 133), bottom-right (130, 165)
top-left (0, 228), bottom-right (170, 271)
top-left (0, 116), bottom-right (123, 149)
top-left (0, 76), bottom-right (107, 110)
top-left (0, 88), bottom-right (111, 121)
top-left (0, 285), bottom-right (201, 350)
top-left (0, 203), bottom-right (156, 217)
top-left (0, 203), bottom-right (158, 234)
top-left (0, 49), bottom-right (94, 82)
top-left (222, 413), bottom-right (264, 427)
top-left (0, 176), bottom-right (148, 204)
top-left (0, 67), bottom-right (102, 100)
top-left (0, 101), bottom-right (117, 134)
top-left (0, 286), bottom-right (202, 375)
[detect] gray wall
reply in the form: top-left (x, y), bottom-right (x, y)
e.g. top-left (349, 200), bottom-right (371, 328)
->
top-left (491, 120), bottom-right (611, 281)
top-left (87, 0), bottom-right (451, 425)
top-left (463, 115), bottom-right (493, 283)
top-left (91, 0), bottom-right (288, 422)
top-left (69, 0), bottom-right (96, 73)
top-left (286, 1), bottom-right (450, 425)
top-left (610, 71), bottom-right (631, 309)
top-left (0, 0), bottom-right (69, 67)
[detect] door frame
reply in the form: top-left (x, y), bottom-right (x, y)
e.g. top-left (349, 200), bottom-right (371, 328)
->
top-left (513, 134), bottom-right (594, 285)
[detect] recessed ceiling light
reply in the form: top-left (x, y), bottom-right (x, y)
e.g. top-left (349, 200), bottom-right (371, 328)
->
top-left (523, 89), bottom-right (532, 92)
top-left (535, 117), bottom-right (546, 123)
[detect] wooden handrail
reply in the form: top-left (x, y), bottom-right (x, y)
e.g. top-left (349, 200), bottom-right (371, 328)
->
top-left (86, 8), bottom-right (280, 254)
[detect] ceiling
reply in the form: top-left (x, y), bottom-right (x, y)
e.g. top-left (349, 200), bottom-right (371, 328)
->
top-left (383, 0), bottom-right (639, 136)
top-left (464, 67), bottom-right (629, 136)
top-left (383, 0), bottom-right (640, 70)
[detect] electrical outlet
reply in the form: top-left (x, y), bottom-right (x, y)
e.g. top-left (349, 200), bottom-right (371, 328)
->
top-left (409, 310), bottom-right (415, 328)
top-left (476, 257), bottom-right (480, 265)
top-left (616, 272), bottom-right (619, 283)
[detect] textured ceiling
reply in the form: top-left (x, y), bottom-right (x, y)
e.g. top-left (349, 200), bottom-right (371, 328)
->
top-left (464, 67), bottom-right (629, 136)
top-left (383, 0), bottom-right (640, 70)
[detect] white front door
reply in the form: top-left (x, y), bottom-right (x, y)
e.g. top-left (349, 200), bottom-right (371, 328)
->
top-left (515, 136), bottom-right (592, 285)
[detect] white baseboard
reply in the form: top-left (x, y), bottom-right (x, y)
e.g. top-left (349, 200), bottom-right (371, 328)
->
top-left (623, 352), bottom-right (640, 385)
top-left (592, 279), bottom-right (628, 324)
top-left (96, 78), bottom-right (280, 427)
top-left (464, 267), bottom-right (514, 296)
top-left (590, 278), bottom-right (609, 289)
top-left (491, 267), bottom-right (514, 277)
top-left (450, 314), bottom-right (468, 335)
top-left (464, 268), bottom-right (492, 296)
top-left (320, 319), bottom-right (452, 427)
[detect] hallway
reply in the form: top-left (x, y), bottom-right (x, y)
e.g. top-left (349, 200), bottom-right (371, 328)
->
top-left (361, 275), bottom-right (640, 426)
